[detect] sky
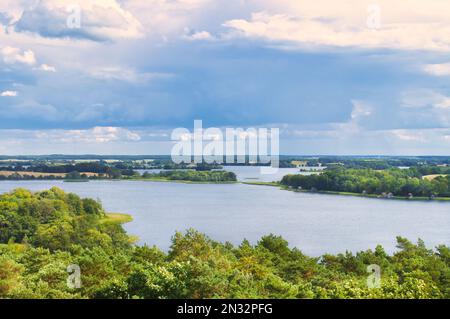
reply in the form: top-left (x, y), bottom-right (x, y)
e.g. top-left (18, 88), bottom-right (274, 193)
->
top-left (1, 0), bottom-right (450, 155)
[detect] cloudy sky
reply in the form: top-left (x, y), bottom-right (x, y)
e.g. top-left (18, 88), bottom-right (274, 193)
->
top-left (1, 0), bottom-right (450, 155)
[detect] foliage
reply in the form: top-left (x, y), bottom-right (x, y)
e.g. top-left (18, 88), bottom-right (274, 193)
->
top-left (281, 168), bottom-right (450, 197)
top-left (141, 170), bottom-right (237, 182)
top-left (0, 188), bottom-right (449, 299)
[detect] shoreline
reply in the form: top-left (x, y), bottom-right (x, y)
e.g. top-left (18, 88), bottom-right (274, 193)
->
top-left (243, 181), bottom-right (450, 202)
top-left (2, 178), bottom-right (450, 201)
top-left (0, 178), bottom-right (238, 185)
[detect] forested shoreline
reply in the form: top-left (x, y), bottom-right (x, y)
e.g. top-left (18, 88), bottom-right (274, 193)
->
top-left (0, 188), bottom-right (448, 299)
top-left (0, 169), bottom-right (237, 183)
top-left (281, 167), bottom-right (450, 198)
top-left (139, 170), bottom-right (237, 183)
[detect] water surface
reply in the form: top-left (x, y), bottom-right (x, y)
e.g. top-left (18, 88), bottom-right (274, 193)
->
top-left (0, 176), bottom-right (448, 256)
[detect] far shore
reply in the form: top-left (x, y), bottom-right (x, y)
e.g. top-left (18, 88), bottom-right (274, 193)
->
top-left (242, 181), bottom-right (450, 202)
top-left (0, 175), bottom-right (238, 185)
top-left (2, 176), bottom-right (450, 201)
top-left (125, 177), bottom-right (238, 184)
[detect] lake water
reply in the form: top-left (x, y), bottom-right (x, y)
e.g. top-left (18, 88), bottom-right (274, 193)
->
top-left (137, 166), bottom-right (321, 182)
top-left (0, 166), bottom-right (449, 256)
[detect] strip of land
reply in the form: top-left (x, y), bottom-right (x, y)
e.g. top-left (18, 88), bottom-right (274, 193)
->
top-left (243, 181), bottom-right (450, 201)
top-left (0, 171), bottom-right (99, 178)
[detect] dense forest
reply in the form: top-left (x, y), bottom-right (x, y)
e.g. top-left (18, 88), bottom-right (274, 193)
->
top-left (281, 168), bottom-right (450, 198)
top-left (0, 163), bottom-right (126, 180)
top-left (141, 170), bottom-right (237, 182)
top-left (2, 162), bottom-right (110, 174)
top-left (0, 166), bottom-right (236, 183)
top-left (0, 188), bottom-right (448, 299)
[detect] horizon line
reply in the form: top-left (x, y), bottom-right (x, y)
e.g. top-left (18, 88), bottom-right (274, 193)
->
top-left (1, 154), bottom-right (450, 158)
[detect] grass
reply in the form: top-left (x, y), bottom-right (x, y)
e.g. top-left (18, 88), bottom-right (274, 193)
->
top-left (101, 213), bottom-right (138, 244)
top-left (101, 213), bottom-right (133, 224)
top-left (423, 174), bottom-right (448, 181)
top-left (0, 214), bottom-right (135, 246)
top-left (0, 216), bottom-right (139, 246)
top-left (242, 181), bottom-right (280, 187)
top-left (127, 235), bottom-right (140, 244)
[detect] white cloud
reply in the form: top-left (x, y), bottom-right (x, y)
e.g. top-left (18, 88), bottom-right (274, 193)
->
top-left (37, 63), bottom-right (57, 72)
top-left (0, 127), bottom-right (176, 154)
top-left (222, 0), bottom-right (450, 52)
top-left (401, 90), bottom-right (450, 109)
top-left (400, 89), bottom-right (450, 127)
top-left (423, 63), bottom-right (450, 76)
top-left (1, 90), bottom-right (18, 97)
top-left (1, 46), bottom-right (56, 74)
top-left (34, 126), bottom-right (141, 143)
top-left (1, 46), bottom-right (36, 65)
top-left (351, 100), bottom-right (372, 119)
top-left (123, 0), bottom-right (212, 37)
top-left (13, 0), bottom-right (144, 42)
top-left (282, 100), bottom-right (375, 140)
top-left (0, 0), bottom-right (23, 25)
top-left (390, 130), bottom-right (426, 142)
top-left (184, 29), bottom-right (214, 41)
top-left (87, 66), bottom-right (172, 83)
top-left (0, 99), bottom-right (61, 121)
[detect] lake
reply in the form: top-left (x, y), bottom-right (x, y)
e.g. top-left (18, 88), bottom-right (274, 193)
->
top-left (0, 166), bottom-right (449, 256)
top-left (137, 166), bottom-right (321, 182)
